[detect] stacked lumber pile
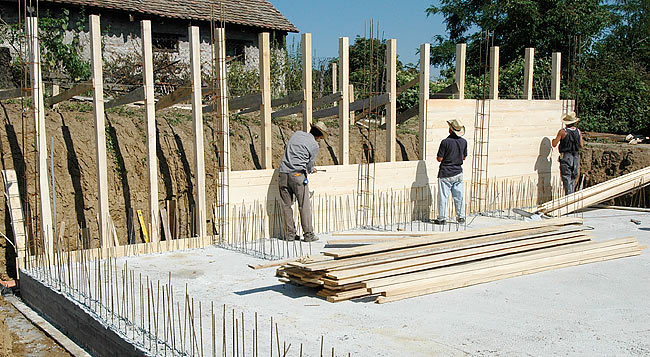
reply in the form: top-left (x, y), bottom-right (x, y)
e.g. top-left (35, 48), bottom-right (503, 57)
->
top-left (538, 166), bottom-right (650, 216)
top-left (276, 218), bottom-right (644, 303)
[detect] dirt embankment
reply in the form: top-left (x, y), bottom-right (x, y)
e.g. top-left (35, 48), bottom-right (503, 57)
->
top-left (580, 141), bottom-right (650, 206)
top-left (0, 101), bottom-right (419, 279)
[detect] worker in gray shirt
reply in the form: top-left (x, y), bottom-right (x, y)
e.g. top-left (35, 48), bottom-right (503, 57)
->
top-left (278, 121), bottom-right (329, 242)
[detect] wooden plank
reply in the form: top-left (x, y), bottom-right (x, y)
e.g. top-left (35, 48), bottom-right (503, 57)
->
top-left (430, 82), bottom-right (459, 99)
top-left (324, 217), bottom-right (582, 258)
top-left (339, 37), bottom-right (350, 165)
top-left (313, 93), bottom-right (389, 120)
top-left (377, 240), bottom-right (640, 302)
top-left (368, 236), bottom-right (637, 292)
top-left (326, 232), bottom-right (590, 283)
top-left (0, 88), bottom-right (30, 101)
top-left (136, 209), bottom-right (149, 243)
top-left (259, 32), bottom-right (272, 169)
top-left (249, 254), bottom-right (328, 270)
top-left (160, 208), bottom-right (172, 241)
top-left (46, 81), bottom-right (92, 107)
top-left (302, 33), bottom-right (313, 131)
top-left (377, 248), bottom-right (640, 303)
top-left (455, 43), bottom-right (466, 99)
top-left (104, 87), bottom-right (144, 109)
top-left (489, 46), bottom-right (499, 99)
top-left (397, 77), bottom-right (418, 96)
top-left (552, 52), bottom-right (561, 100)
top-left (155, 85), bottom-right (191, 111)
top-left (386, 38), bottom-right (397, 162)
top-left (396, 105), bottom-right (418, 125)
top-left (236, 91), bottom-right (303, 115)
top-left (90, 14), bottom-right (111, 249)
top-left (189, 25), bottom-right (207, 238)
top-left (143, 20), bottom-right (159, 242)
top-left (272, 91), bottom-right (343, 119)
top-left (524, 48), bottom-right (534, 100)
top-left (419, 43), bottom-right (429, 160)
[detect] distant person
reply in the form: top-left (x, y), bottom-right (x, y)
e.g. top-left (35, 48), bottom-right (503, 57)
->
top-left (434, 119), bottom-right (467, 225)
top-left (552, 112), bottom-right (584, 194)
top-left (278, 121), bottom-right (328, 242)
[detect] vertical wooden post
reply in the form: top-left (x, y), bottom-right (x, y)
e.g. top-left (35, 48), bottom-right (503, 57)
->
top-left (551, 52), bottom-right (561, 100)
top-left (89, 14), bottom-right (111, 249)
top-left (332, 62), bottom-right (337, 93)
top-left (259, 32), bottom-right (272, 169)
top-left (27, 17), bottom-right (54, 260)
top-left (52, 84), bottom-right (60, 109)
top-left (455, 43), bottom-right (466, 99)
top-left (301, 33), bottom-right (312, 132)
top-left (349, 84), bottom-right (355, 122)
top-left (338, 37), bottom-right (349, 165)
top-left (215, 27), bottom-right (231, 239)
top-left (385, 38), bottom-right (397, 162)
top-left (418, 43), bottom-right (430, 161)
top-left (141, 20), bottom-right (159, 242)
top-left (489, 46), bottom-right (499, 100)
top-left (189, 26), bottom-right (206, 238)
top-left (524, 48), bottom-right (535, 100)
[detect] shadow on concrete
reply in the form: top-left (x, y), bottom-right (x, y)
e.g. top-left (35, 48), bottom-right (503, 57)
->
top-left (535, 137), bottom-right (553, 204)
top-left (60, 113), bottom-right (87, 228)
top-left (234, 283), bottom-right (319, 299)
top-left (639, 228), bottom-right (650, 231)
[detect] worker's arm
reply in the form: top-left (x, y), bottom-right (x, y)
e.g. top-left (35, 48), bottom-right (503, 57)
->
top-left (437, 156), bottom-right (443, 162)
top-left (306, 144), bottom-right (319, 173)
top-left (436, 141), bottom-right (446, 163)
top-left (551, 128), bottom-right (566, 147)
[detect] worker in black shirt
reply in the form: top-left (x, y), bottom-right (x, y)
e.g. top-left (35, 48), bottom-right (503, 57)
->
top-left (434, 119), bottom-right (468, 225)
top-left (552, 112), bottom-right (584, 194)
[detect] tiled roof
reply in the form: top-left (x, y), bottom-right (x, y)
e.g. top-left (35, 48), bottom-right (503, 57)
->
top-left (36, 0), bottom-right (298, 32)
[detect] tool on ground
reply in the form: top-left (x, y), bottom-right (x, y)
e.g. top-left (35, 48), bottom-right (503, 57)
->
top-left (630, 219), bottom-right (641, 225)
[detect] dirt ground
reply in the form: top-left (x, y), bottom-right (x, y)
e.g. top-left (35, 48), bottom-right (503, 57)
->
top-left (0, 295), bottom-right (70, 356)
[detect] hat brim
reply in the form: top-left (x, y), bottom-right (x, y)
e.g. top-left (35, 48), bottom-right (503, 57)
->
top-left (447, 123), bottom-right (465, 137)
top-left (562, 118), bottom-right (580, 125)
top-left (310, 123), bottom-right (328, 138)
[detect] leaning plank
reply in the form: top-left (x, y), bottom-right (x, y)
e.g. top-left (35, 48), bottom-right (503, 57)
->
top-left (395, 105), bottom-right (418, 125)
top-left (369, 237), bottom-right (638, 293)
top-left (396, 77), bottom-right (418, 95)
top-left (105, 87), bottom-right (144, 109)
top-left (237, 90), bottom-right (304, 115)
top-left (46, 81), bottom-right (92, 107)
top-left (313, 93), bottom-right (389, 120)
top-left (377, 242), bottom-right (641, 303)
top-left (430, 82), bottom-right (459, 99)
top-left (324, 217), bottom-right (582, 258)
top-left (155, 86), bottom-right (191, 111)
top-left (0, 88), bottom-right (30, 101)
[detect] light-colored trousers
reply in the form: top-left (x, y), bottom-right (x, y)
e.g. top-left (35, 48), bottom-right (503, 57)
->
top-left (437, 173), bottom-right (465, 221)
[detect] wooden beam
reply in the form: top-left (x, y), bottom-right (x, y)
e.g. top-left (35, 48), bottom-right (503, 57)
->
top-left (332, 62), bottom-right (337, 93)
top-left (142, 20), bottom-right (159, 242)
top-left (418, 43), bottom-right (430, 160)
top-left (155, 85), bottom-right (191, 111)
top-left (455, 43), bottom-right (466, 99)
top-left (51, 84), bottom-right (59, 109)
top-left (302, 33), bottom-right (313, 131)
top-left (489, 46), bottom-right (499, 100)
top-left (397, 77), bottom-right (418, 96)
top-left (45, 81), bottom-right (92, 107)
top-left (349, 84), bottom-right (355, 122)
top-left (89, 14), bottom-right (111, 249)
top-left (314, 93), bottom-right (388, 120)
top-left (236, 91), bottom-right (303, 115)
top-left (0, 88), bottom-right (30, 101)
top-left (338, 37), bottom-right (350, 165)
top-left (386, 39), bottom-right (397, 162)
top-left (551, 52), bottom-right (561, 100)
top-left (105, 86), bottom-right (145, 109)
top-left (524, 48), bottom-right (534, 100)
top-left (259, 32), bottom-right (272, 169)
top-left (271, 91), bottom-right (341, 119)
top-left (189, 25), bottom-right (206, 238)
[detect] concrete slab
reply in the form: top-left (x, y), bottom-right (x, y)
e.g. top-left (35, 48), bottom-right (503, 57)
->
top-left (103, 208), bottom-right (650, 356)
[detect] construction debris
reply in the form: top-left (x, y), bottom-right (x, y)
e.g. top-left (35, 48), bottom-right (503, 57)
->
top-left (276, 218), bottom-right (644, 303)
top-left (538, 166), bottom-right (650, 216)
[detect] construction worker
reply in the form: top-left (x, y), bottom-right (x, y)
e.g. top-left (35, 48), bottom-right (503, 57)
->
top-left (278, 121), bottom-right (328, 242)
top-left (434, 119), bottom-right (467, 225)
top-left (552, 112), bottom-right (584, 194)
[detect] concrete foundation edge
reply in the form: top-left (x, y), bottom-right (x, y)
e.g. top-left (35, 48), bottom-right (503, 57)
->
top-left (19, 270), bottom-right (145, 357)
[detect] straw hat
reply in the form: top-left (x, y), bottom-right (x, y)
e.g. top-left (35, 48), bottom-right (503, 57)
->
top-left (311, 121), bottom-right (329, 138)
top-left (561, 112), bottom-right (580, 125)
top-left (446, 119), bottom-right (465, 137)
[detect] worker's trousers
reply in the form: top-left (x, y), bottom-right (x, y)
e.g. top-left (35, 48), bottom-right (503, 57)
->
top-left (278, 172), bottom-right (314, 239)
top-left (559, 152), bottom-right (580, 195)
top-left (437, 173), bottom-right (465, 221)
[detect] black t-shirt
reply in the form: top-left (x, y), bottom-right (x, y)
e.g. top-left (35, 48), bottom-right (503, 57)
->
top-left (437, 134), bottom-right (467, 178)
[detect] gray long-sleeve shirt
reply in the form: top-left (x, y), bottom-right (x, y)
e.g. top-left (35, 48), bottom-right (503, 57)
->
top-left (279, 131), bottom-right (320, 174)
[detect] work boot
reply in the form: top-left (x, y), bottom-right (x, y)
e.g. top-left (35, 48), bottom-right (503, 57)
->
top-left (302, 233), bottom-right (319, 242)
top-left (433, 218), bottom-right (446, 225)
top-left (280, 235), bottom-right (299, 241)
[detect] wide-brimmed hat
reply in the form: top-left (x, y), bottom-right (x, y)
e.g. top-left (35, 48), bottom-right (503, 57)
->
top-left (447, 119), bottom-right (465, 137)
top-left (561, 112), bottom-right (580, 125)
top-left (311, 121), bottom-right (329, 138)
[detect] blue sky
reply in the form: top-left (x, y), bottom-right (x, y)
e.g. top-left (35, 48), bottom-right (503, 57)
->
top-left (270, 1), bottom-right (447, 75)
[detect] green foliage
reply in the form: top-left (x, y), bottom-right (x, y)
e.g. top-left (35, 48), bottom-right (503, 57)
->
top-left (227, 60), bottom-right (259, 97)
